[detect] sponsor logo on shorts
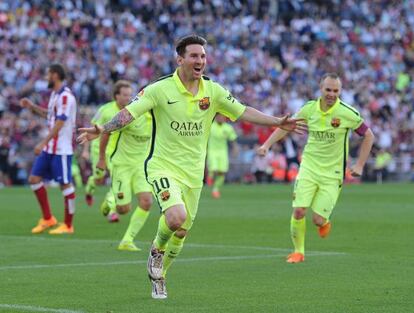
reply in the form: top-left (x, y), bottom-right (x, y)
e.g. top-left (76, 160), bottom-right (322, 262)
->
top-left (199, 97), bottom-right (210, 110)
top-left (161, 190), bottom-right (170, 201)
top-left (117, 192), bottom-right (124, 199)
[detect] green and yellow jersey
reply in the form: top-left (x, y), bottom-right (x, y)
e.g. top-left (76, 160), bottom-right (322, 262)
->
top-left (110, 112), bottom-right (152, 166)
top-left (127, 70), bottom-right (246, 188)
top-left (207, 121), bottom-right (237, 156)
top-left (90, 101), bottom-right (121, 161)
top-left (295, 98), bottom-right (364, 181)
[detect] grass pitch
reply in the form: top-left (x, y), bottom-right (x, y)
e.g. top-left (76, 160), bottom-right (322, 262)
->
top-left (0, 183), bottom-right (413, 313)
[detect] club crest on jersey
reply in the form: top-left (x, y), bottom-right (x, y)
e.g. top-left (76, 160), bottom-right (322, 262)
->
top-left (199, 97), bottom-right (210, 110)
top-left (161, 190), bottom-right (170, 201)
top-left (117, 192), bottom-right (124, 200)
top-left (331, 118), bottom-right (341, 128)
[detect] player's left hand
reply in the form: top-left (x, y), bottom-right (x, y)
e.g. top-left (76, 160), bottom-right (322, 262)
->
top-left (278, 115), bottom-right (307, 134)
top-left (350, 164), bottom-right (363, 177)
top-left (77, 126), bottom-right (102, 144)
top-left (34, 142), bottom-right (44, 155)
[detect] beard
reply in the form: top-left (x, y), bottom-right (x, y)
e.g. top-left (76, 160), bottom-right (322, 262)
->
top-left (47, 81), bottom-right (54, 89)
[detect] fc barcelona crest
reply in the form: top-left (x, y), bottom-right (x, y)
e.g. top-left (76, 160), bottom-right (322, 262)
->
top-left (161, 190), bottom-right (170, 201)
top-left (331, 118), bottom-right (341, 128)
top-left (199, 97), bottom-right (210, 110)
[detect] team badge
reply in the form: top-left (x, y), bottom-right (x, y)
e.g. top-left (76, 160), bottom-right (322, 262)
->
top-left (331, 118), bottom-right (341, 128)
top-left (199, 97), bottom-right (210, 110)
top-left (161, 190), bottom-right (170, 201)
top-left (117, 192), bottom-right (124, 200)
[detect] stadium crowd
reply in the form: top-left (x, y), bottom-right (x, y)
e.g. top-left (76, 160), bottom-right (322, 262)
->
top-left (0, 0), bottom-right (413, 186)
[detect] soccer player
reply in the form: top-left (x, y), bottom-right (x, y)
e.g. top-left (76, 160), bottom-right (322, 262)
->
top-left (257, 73), bottom-right (375, 263)
top-left (207, 114), bottom-right (238, 198)
top-left (83, 80), bottom-right (131, 222)
top-left (20, 63), bottom-right (77, 234)
top-left (78, 35), bottom-right (306, 299)
top-left (105, 82), bottom-right (154, 252)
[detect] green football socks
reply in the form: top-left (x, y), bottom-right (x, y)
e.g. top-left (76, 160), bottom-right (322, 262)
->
top-left (290, 215), bottom-right (306, 254)
top-left (154, 214), bottom-right (174, 251)
top-left (163, 234), bottom-right (186, 277)
top-left (213, 174), bottom-right (225, 192)
top-left (121, 207), bottom-right (149, 242)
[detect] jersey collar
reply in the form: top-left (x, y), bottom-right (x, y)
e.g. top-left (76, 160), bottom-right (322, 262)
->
top-left (317, 97), bottom-right (340, 115)
top-left (173, 69), bottom-right (205, 99)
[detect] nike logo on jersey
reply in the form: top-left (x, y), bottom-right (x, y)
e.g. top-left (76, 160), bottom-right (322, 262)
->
top-left (167, 100), bottom-right (179, 104)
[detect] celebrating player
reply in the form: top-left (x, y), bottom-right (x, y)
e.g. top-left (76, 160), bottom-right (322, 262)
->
top-left (78, 34), bottom-right (306, 299)
top-left (20, 63), bottom-right (77, 234)
top-left (258, 73), bottom-right (375, 263)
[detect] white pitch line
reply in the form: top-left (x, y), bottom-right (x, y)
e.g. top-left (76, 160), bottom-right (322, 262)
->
top-left (0, 304), bottom-right (84, 313)
top-left (0, 252), bottom-right (342, 271)
top-left (0, 235), bottom-right (346, 255)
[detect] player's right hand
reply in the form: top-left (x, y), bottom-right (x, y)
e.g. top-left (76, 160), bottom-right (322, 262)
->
top-left (19, 98), bottom-right (34, 109)
top-left (256, 145), bottom-right (268, 157)
top-left (96, 159), bottom-right (106, 172)
top-left (77, 126), bottom-right (102, 144)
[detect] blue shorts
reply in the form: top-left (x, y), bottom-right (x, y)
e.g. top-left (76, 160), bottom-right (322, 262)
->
top-left (31, 151), bottom-right (72, 184)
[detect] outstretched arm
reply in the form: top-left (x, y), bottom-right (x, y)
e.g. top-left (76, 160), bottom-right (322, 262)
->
top-left (77, 108), bottom-right (134, 144)
top-left (350, 128), bottom-right (375, 177)
top-left (240, 107), bottom-right (306, 134)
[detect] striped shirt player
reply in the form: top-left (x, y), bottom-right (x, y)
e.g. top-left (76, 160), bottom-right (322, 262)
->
top-left (21, 64), bottom-right (78, 235)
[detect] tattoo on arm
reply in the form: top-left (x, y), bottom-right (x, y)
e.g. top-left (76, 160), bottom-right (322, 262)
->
top-left (103, 109), bottom-right (134, 133)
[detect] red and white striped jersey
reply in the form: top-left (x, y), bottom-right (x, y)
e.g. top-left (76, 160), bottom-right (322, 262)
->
top-left (44, 86), bottom-right (77, 155)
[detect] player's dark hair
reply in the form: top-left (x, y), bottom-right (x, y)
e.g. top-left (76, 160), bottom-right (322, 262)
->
top-left (113, 80), bottom-right (132, 99)
top-left (175, 34), bottom-right (207, 57)
top-left (320, 72), bottom-right (341, 84)
top-left (49, 63), bottom-right (66, 81)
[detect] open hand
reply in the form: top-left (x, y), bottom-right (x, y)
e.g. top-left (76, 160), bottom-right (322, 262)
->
top-left (19, 98), bottom-right (34, 109)
top-left (278, 115), bottom-right (307, 134)
top-left (77, 126), bottom-right (102, 144)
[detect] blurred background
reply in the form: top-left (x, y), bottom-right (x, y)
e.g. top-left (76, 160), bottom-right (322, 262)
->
top-left (0, 0), bottom-right (413, 187)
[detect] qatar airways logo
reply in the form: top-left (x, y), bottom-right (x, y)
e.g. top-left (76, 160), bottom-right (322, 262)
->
top-left (309, 131), bottom-right (336, 143)
top-left (170, 121), bottom-right (203, 136)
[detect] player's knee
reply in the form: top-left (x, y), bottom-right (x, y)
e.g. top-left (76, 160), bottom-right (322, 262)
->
top-left (116, 204), bottom-right (131, 215)
top-left (165, 208), bottom-right (187, 230)
top-left (28, 175), bottom-right (41, 185)
top-left (312, 213), bottom-right (326, 226)
top-left (138, 196), bottom-right (153, 211)
top-left (174, 228), bottom-right (187, 238)
top-left (293, 207), bottom-right (306, 219)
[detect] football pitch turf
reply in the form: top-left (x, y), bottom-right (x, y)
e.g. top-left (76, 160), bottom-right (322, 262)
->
top-left (0, 183), bottom-right (413, 313)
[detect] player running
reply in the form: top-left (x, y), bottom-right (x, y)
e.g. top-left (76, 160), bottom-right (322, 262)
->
top-left (258, 73), bottom-right (375, 263)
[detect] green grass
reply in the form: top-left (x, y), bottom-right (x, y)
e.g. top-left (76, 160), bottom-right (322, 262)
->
top-left (0, 183), bottom-right (413, 313)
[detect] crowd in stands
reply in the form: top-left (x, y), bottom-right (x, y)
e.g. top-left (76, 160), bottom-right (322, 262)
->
top-left (1, 0), bottom-right (413, 186)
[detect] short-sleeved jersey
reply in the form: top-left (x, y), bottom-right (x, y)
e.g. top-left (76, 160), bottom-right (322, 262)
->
top-left (207, 121), bottom-right (237, 155)
top-left (127, 70), bottom-right (246, 188)
top-left (110, 112), bottom-right (152, 166)
top-left (45, 86), bottom-right (77, 155)
top-left (90, 101), bottom-right (121, 159)
top-left (295, 98), bottom-right (364, 181)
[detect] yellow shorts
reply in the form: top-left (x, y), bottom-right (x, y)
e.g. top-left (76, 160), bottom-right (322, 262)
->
top-left (111, 164), bottom-right (152, 206)
top-left (207, 151), bottom-right (229, 173)
top-left (149, 175), bottom-right (202, 231)
top-left (292, 175), bottom-right (342, 219)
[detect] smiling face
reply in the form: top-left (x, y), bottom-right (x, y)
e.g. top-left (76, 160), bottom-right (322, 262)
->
top-left (176, 44), bottom-right (206, 81)
top-left (320, 77), bottom-right (342, 107)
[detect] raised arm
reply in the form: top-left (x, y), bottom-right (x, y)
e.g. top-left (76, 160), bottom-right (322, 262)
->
top-left (240, 107), bottom-right (306, 134)
top-left (77, 108), bottom-right (134, 144)
top-left (20, 98), bottom-right (48, 118)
